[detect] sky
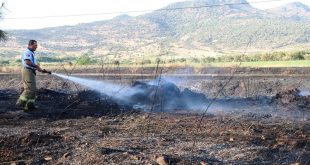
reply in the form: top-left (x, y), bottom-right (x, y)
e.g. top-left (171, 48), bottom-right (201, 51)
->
top-left (0, 0), bottom-right (309, 30)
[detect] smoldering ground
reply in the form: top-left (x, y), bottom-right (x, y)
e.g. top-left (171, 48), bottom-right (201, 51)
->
top-left (53, 73), bottom-right (209, 112)
top-left (52, 73), bottom-right (309, 121)
top-left (0, 72), bottom-right (309, 164)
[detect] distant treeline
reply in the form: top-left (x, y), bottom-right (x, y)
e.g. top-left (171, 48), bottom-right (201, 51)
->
top-left (0, 56), bottom-right (75, 66)
top-left (140, 50), bottom-right (310, 64)
top-left (195, 50), bottom-right (310, 63)
top-left (1, 50), bottom-right (309, 66)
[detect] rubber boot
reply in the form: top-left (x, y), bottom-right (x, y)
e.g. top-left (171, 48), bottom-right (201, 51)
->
top-left (16, 99), bottom-right (27, 107)
top-left (24, 101), bottom-right (39, 111)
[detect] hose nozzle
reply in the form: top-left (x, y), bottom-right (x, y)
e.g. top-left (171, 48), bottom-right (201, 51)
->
top-left (42, 69), bottom-right (52, 74)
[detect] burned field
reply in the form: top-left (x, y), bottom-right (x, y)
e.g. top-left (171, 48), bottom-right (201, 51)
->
top-left (0, 69), bottom-right (309, 164)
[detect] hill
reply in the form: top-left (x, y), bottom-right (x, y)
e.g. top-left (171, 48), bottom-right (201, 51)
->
top-left (266, 2), bottom-right (310, 20)
top-left (0, 0), bottom-right (309, 62)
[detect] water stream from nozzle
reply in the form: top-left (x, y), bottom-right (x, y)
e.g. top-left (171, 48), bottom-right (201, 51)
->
top-left (52, 73), bottom-right (142, 101)
top-left (51, 73), bottom-right (279, 113)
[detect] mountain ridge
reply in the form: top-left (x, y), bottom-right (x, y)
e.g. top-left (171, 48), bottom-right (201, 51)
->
top-left (266, 2), bottom-right (310, 20)
top-left (1, 0), bottom-right (309, 59)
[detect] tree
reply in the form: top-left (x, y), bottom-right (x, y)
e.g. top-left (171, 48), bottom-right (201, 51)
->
top-left (0, 29), bottom-right (5, 41)
top-left (0, 3), bottom-right (7, 41)
top-left (289, 51), bottom-right (305, 60)
top-left (76, 54), bottom-right (92, 65)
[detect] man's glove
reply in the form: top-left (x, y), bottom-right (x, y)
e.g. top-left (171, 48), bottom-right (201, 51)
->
top-left (42, 69), bottom-right (52, 74)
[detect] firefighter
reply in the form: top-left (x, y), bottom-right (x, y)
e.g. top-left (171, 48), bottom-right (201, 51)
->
top-left (16, 40), bottom-right (51, 111)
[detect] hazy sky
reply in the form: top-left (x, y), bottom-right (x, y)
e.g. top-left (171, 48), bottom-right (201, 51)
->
top-left (0, 0), bottom-right (309, 30)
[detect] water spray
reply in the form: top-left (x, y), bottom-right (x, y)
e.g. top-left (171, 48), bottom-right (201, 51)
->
top-left (52, 73), bottom-right (144, 101)
top-left (51, 73), bottom-right (210, 111)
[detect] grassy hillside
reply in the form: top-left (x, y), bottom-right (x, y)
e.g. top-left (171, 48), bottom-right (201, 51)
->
top-left (0, 0), bottom-right (309, 63)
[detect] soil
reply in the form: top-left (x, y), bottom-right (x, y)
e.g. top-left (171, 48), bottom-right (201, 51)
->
top-left (0, 68), bottom-right (309, 164)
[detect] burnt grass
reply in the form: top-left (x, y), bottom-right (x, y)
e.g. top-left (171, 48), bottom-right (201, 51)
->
top-left (0, 71), bottom-right (310, 164)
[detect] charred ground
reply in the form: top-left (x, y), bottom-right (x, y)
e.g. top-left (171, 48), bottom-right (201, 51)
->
top-left (0, 67), bottom-right (309, 164)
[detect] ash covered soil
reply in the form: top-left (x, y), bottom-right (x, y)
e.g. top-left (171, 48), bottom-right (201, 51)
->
top-left (0, 71), bottom-right (310, 164)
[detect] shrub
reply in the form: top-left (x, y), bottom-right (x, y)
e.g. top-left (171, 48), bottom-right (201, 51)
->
top-left (0, 60), bottom-right (9, 65)
top-left (167, 59), bottom-right (176, 63)
top-left (202, 57), bottom-right (216, 63)
top-left (289, 52), bottom-right (305, 60)
top-left (190, 58), bottom-right (200, 63)
top-left (76, 54), bottom-right (92, 65)
top-left (139, 59), bottom-right (152, 65)
top-left (178, 58), bottom-right (186, 63)
top-left (113, 60), bottom-right (120, 65)
top-left (15, 59), bottom-right (22, 63)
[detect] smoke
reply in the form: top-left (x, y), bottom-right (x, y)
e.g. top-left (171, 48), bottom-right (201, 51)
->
top-left (51, 73), bottom-right (286, 117)
top-left (50, 73), bottom-right (309, 120)
top-left (299, 90), bottom-right (310, 96)
top-left (52, 73), bottom-right (209, 111)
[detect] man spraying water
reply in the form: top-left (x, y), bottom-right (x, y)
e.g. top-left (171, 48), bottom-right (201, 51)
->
top-left (16, 40), bottom-right (52, 111)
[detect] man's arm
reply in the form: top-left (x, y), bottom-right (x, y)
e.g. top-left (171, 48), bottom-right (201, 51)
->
top-left (25, 59), bottom-right (42, 72)
top-left (25, 59), bottom-right (51, 74)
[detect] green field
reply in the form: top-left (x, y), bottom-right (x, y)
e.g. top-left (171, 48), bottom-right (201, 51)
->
top-left (113, 60), bottom-right (310, 68)
top-left (199, 60), bottom-right (310, 67)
